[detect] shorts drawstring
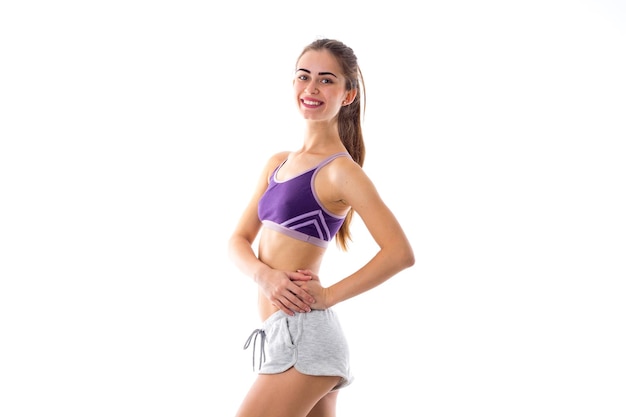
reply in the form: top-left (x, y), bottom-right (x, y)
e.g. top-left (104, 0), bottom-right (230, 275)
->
top-left (243, 328), bottom-right (266, 371)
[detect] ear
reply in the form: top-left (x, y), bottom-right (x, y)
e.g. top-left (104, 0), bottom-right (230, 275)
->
top-left (342, 89), bottom-right (357, 106)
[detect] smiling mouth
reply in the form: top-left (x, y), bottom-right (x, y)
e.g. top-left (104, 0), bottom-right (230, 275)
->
top-left (302, 99), bottom-right (322, 106)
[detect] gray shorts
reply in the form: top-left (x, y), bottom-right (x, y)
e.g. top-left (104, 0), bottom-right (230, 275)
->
top-left (244, 309), bottom-right (353, 390)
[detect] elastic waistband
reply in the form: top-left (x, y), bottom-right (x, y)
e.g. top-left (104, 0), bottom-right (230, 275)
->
top-left (262, 308), bottom-right (336, 329)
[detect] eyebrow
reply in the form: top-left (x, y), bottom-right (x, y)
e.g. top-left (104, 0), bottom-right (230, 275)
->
top-left (296, 68), bottom-right (338, 78)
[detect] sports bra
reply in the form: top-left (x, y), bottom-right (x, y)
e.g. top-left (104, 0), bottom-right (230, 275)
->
top-left (258, 152), bottom-right (350, 248)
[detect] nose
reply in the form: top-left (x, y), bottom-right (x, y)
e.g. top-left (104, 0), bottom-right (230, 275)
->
top-left (305, 82), bottom-right (318, 94)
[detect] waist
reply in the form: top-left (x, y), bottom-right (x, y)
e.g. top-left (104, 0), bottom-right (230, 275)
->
top-left (258, 296), bottom-right (280, 322)
top-left (258, 228), bottom-right (325, 271)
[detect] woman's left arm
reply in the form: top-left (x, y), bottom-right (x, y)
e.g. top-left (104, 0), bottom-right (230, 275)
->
top-left (300, 160), bottom-right (415, 309)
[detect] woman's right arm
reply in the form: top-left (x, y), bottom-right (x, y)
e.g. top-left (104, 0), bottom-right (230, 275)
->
top-left (227, 153), bottom-right (315, 316)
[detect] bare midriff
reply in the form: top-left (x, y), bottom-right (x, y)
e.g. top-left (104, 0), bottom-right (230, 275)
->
top-left (257, 227), bottom-right (327, 321)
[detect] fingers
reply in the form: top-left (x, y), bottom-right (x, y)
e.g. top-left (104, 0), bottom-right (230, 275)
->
top-left (275, 301), bottom-right (298, 316)
top-left (276, 289), bottom-right (313, 315)
top-left (296, 269), bottom-right (320, 281)
top-left (274, 280), bottom-right (316, 315)
top-left (264, 270), bottom-right (318, 316)
top-left (286, 270), bottom-right (313, 282)
top-left (292, 285), bottom-right (315, 305)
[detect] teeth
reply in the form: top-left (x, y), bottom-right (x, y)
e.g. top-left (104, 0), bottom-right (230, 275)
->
top-left (303, 99), bottom-right (321, 105)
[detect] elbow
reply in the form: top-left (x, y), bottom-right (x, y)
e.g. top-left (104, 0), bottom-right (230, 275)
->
top-left (384, 241), bottom-right (415, 271)
top-left (227, 235), bottom-right (241, 262)
top-left (228, 233), bottom-right (256, 262)
top-left (403, 247), bottom-right (416, 269)
top-left (397, 243), bottom-right (415, 270)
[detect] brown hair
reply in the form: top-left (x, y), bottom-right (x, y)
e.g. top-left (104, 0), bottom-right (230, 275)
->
top-left (297, 38), bottom-right (366, 251)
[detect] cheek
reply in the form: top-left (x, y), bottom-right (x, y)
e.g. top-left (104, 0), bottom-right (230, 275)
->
top-left (293, 84), bottom-right (303, 99)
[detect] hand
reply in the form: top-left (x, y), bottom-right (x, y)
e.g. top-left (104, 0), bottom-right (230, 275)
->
top-left (292, 269), bottom-right (331, 310)
top-left (257, 269), bottom-right (316, 316)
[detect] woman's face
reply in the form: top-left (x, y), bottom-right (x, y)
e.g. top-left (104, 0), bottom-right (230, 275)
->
top-left (293, 49), bottom-right (352, 122)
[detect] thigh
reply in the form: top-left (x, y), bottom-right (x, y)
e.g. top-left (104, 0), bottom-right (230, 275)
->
top-left (235, 367), bottom-right (341, 417)
top-left (307, 390), bottom-right (339, 417)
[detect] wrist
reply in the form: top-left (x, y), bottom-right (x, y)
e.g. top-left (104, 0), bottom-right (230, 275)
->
top-left (324, 286), bottom-right (338, 308)
top-left (252, 263), bottom-right (272, 284)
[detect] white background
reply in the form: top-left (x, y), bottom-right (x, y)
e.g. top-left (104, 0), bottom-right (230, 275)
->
top-left (1, 0), bottom-right (625, 416)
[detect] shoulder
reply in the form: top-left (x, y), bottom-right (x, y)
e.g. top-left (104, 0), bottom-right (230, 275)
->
top-left (324, 153), bottom-right (368, 182)
top-left (319, 154), bottom-right (377, 201)
top-left (261, 151), bottom-right (291, 176)
top-left (267, 151), bottom-right (291, 167)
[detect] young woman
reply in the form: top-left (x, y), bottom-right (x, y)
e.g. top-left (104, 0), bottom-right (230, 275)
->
top-left (228, 38), bottom-right (415, 417)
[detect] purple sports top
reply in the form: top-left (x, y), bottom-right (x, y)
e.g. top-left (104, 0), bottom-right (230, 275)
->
top-left (258, 152), bottom-right (351, 248)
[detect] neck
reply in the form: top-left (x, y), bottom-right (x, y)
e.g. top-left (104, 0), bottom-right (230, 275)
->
top-left (301, 119), bottom-right (342, 151)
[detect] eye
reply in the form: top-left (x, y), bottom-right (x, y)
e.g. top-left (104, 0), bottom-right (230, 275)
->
top-left (298, 74), bottom-right (309, 81)
top-left (320, 78), bottom-right (333, 84)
